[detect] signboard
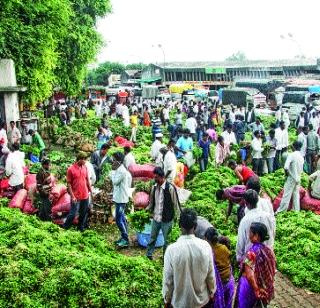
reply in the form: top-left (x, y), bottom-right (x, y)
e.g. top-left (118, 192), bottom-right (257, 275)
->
top-left (205, 67), bottom-right (226, 74)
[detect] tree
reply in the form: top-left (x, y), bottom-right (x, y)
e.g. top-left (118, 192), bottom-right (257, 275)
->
top-left (0, 0), bottom-right (111, 104)
top-left (85, 62), bottom-right (125, 86)
top-left (125, 63), bottom-right (147, 70)
top-left (225, 51), bottom-right (248, 62)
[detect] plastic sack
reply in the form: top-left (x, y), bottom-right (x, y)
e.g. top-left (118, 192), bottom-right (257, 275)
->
top-left (136, 222), bottom-right (164, 248)
top-left (0, 178), bottom-right (9, 191)
top-left (27, 184), bottom-right (37, 202)
top-left (301, 191), bottom-right (320, 215)
top-left (128, 164), bottom-right (155, 179)
top-left (23, 166), bottom-right (29, 175)
top-left (273, 187), bottom-right (306, 212)
top-left (23, 199), bottom-right (38, 215)
top-left (51, 193), bottom-right (71, 217)
top-left (53, 215), bottom-right (78, 225)
top-left (25, 174), bottom-right (37, 191)
top-left (9, 189), bottom-right (28, 210)
top-left (133, 192), bottom-right (150, 209)
top-left (50, 184), bottom-right (68, 204)
top-left (176, 188), bottom-right (192, 204)
top-left (30, 154), bottom-right (39, 163)
top-left (114, 136), bottom-right (127, 145)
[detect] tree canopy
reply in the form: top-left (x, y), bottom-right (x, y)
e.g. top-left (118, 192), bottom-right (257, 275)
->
top-left (0, 0), bottom-right (111, 104)
top-left (225, 51), bottom-right (248, 62)
top-left (85, 62), bottom-right (146, 86)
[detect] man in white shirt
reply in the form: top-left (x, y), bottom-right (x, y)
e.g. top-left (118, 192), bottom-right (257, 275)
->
top-left (251, 130), bottom-right (264, 176)
top-left (221, 124), bottom-right (237, 146)
top-left (297, 126), bottom-right (308, 158)
top-left (185, 113), bottom-right (197, 140)
top-left (163, 142), bottom-right (177, 183)
top-left (123, 146), bottom-right (136, 169)
top-left (163, 208), bottom-right (216, 308)
top-left (236, 189), bottom-right (275, 262)
top-left (282, 109), bottom-right (290, 129)
top-left (111, 152), bottom-right (132, 248)
top-left (229, 107), bottom-right (236, 123)
top-left (5, 143), bottom-right (25, 192)
top-left (274, 121), bottom-right (289, 170)
top-left (309, 170), bottom-right (320, 199)
top-left (246, 177), bottom-right (274, 217)
top-left (162, 104), bottom-right (170, 126)
top-left (150, 133), bottom-right (163, 161)
top-left (121, 104), bottom-right (130, 127)
top-left (7, 121), bottom-right (21, 146)
top-left (0, 122), bottom-right (8, 147)
top-left (276, 141), bottom-right (304, 213)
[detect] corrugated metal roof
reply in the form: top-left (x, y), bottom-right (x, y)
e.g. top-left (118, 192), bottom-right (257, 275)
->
top-left (155, 58), bottom-right (317, 69)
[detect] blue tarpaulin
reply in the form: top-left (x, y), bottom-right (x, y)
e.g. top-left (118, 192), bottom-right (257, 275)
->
top-left (309, 85), bottom-right (320, 94)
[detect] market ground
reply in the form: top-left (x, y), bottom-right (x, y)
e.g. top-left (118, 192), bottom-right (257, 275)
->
top-left (91, 223), bottom-right (320, 308)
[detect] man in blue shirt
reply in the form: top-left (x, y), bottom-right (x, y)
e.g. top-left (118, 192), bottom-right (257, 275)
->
top-left (176, 129), bottom-right (193, 158)
top-left (198, 132), bottom-right (212, 172)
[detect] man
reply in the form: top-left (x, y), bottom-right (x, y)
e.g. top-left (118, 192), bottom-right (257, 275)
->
top-left (123, 146), bottom-right (136, 169)
top-left (246, 176), bottom-right (274, 216)
top-left (121, 103), bottom-right (130, 127)
top-left (146, 167), bottom-right (180, 260)
top-left (245, 107), bottom-right (255, 125)
top-left (176, 129), bottom-right (193, 159)
top-left (63, 152), bottom-right (92, 232)
top-left (198, 133), bottom-right (212, 172)
top-left (163, 140), bottom-right (177, 183)
top-left (185, 113), bottom-right (197, 140)
top-left (265, 129), bottom-right (277, 173)
top-left (248, 117), bottom-right (265, 135)
top-left (309, 112), bottom-right (319, 133)
top-left (309, 169), bottom-right (320, 199)
top-left (162, 208), bottom-right (216, 308)
top-left (162, 104), bottom-right (170, 126)
top-left (129, 110), bottom-right (138, 143)
top-left (215, 136), bottom-right (230, 166)
top-left (36, 159), bottom-right (52, 221)
top-left (233, 114), bottom-right (246, 144)
top-left (236, 189), bottom-right (275, 262)
top-left (274, 121), bottom-right (289, 170)
top-left (0, 122), bottom-right (8, 147)
top-left (151, 111), bottom-right (162, 140)
top-left (90, 143), bottom-right (112, 181)
top-left (306, 124), bottom-right (319, 174)
top-left (5, 143), bottom-right (25, 192)
top-left (229, 107), bottom-right (236, 124)
top-left (7, 121), bottom-right (21, 146)
top-left (150, 133), bottom-right (163, 161)
top-left (28, 129), bottom-right (46, 161)
top-left (20, 121), bottom-right (32, 145)
top-left (194, 216), bottom-right (214, 239)
top-left (251, 130), bottom-right (264, 176)
top-left (276, 141), bottom-right (304, 213)
top-left (295, 112), bottom-right (305, 128)
top-left (221, 124), bottom-right (237, 146)
top-left (111, 152), bottom-right (132, 248)
top-left (297, 126), bottom-right (308, 159)
top-left (228, 160), bottom-right (256, 184)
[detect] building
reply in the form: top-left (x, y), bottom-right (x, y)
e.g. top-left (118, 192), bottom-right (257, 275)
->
top-left (120, 70), bottom-right (141, 85)
top-left (140, 59), bottom-right (320, 89)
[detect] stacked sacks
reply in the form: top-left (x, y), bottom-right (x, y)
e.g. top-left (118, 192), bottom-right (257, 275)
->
top-left (273, 188), bottom-right (306, 212)
top-left (133, 192), bottom-right (150, 209)
top-left (301, 191), bottom-right (320, 215)
top-left (128, 164), bottom-right (155, 182)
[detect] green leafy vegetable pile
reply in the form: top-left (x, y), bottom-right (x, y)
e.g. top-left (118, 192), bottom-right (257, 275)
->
top-left (128, 210), bottom-right (150, 232)
top-left (0, 207), bottom-right (162, 307)
top-left (275, 211), bottom-right (320, 293)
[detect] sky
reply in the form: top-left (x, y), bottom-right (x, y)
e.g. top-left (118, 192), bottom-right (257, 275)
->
top-left (96, 0), bottom-right (320, 64)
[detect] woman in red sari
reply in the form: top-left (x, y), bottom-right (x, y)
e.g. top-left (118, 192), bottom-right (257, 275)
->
top-left (235, 222), bottom-right (276, 308)
top-left (143, 107), bottom-right (151, 126)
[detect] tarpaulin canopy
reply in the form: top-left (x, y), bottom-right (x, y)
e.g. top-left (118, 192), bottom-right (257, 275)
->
top-left (309, 85), bottom-right (320, 94)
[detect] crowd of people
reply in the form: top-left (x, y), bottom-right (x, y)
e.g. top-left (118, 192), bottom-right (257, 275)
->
top-left (0, 95), bottom-right (320, 308)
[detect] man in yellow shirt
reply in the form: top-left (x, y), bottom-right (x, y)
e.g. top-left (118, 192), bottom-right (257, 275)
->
top-left (130, 110), bottom-right (138, 143)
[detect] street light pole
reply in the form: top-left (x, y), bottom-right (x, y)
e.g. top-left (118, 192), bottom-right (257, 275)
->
top-left (152, 44), bottom-right (166, 84)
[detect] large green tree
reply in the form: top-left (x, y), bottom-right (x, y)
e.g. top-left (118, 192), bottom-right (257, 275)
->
top-left (0, 0), bottom-right (111, 104)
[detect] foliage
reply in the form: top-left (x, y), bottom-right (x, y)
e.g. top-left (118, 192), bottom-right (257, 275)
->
top-left (0, 0), bottom-right (111, 104)
top-left (225, 51), bottom-right (247, 62)
top-left (0, 207), bottom-right (162, 307)
top-left (20, 144), bottom-right (40, 156)
top-left (125, 63), bottom-right (147, 70)
top-left (275, 211), bottom-right (320, 293)
top-left (128, 210), bottom-right (150, 232)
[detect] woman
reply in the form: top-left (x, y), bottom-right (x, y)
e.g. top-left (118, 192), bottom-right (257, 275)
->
top-left (205, 228), bottom-right (235, 308)
top-left (143, 107), bottom-right (151, 127)
top-left (235, 222), bottom-right (276, 308)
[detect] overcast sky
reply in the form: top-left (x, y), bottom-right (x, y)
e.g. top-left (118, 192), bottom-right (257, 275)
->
top-left (96, 0), bottom-right (320, 64)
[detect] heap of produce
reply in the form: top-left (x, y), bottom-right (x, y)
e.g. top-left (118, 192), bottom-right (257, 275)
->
top-left (0, 207), bottom-right (163, 307)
